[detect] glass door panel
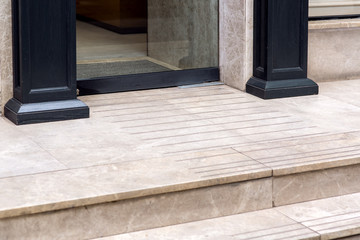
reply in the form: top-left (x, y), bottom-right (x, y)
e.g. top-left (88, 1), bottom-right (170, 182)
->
top-left (76, 0), bottom-right (219, 90)
top-left (309, 0), bottom-right (360, 17)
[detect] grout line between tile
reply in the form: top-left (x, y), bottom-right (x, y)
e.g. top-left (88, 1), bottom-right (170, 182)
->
top-left (163, 131), bottom-right (332, 155)
top-left (231, 147), bottom-right (272, 177)
top-left (157, 126), bottom-right (318, 147)
top-left (274, 209), bottom-right (322, 240)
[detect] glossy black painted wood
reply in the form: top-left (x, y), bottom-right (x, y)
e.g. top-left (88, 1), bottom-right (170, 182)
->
top-left (5, 0), bottom-right (89, 125)
top-left (309, 15), bottom-right (360, 21)
top-left (247, 0), bottom-right (318, 99)
top-left (5, 98), bottom-right (89, 125)
top-left (77, 68), bottom-right (219, 95)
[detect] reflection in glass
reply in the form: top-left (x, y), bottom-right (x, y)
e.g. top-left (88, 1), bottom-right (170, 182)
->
top-left (309, 0), bottom-right (360, 17)
top-left (76, 0), bottom-right (219, 80)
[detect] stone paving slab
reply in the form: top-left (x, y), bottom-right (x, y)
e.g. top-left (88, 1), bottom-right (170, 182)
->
top-left (96, 192), bottom-right (360, 240)
top-left (0, 148), bottom-right (272, 219)
top-left (0, 80), bottom-right (359, 221)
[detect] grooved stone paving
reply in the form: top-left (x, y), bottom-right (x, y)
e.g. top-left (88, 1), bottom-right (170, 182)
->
top-left (0, 80), bottom-right (360, 239)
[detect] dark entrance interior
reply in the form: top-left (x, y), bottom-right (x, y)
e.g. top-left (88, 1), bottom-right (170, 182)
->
top-left (75, 0), bottom-right (220, 95)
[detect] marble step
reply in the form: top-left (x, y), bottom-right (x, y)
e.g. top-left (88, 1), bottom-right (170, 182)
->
top-left (1, 132), bottom-right (360, 239)
top-left (96, 192), bottom-right (360, 240)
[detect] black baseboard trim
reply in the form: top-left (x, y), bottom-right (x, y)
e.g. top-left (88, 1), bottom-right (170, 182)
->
top-left (76, 15), bottom-right (147, 34)
top-left (246, 77), bottom-right (319, 100)
top-left (309, 15), bottom-right (360, 21)
top-left (77, 68), bottom-right (220, 95)
top-left (4, 98), bottom-right (90, 125)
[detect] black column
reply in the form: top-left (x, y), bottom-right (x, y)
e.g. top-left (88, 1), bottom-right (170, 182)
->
top-left (5, 0), bottom-right (89, 125)
top-left (246, 0), bottom-right (318, 99)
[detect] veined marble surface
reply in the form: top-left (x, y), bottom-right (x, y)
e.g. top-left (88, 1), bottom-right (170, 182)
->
top-left (278, 193), bottom-right (360, 239)
top-left (0, 81), bottom-right (360, 220)
top-left (97, 192), bottom-right (360, 240)
top-left (273, 164), bottom-right (360, 206)
top-left (308, 24), bottom-right (360, 82)
top-left (0, 0), bottom-right (13, 113)
top-left (0, 178), bottom-right (272, 239)
top-left (219, 0), bottom-right (253, 91)
top-left (148, 0), bottom-right (219, 69)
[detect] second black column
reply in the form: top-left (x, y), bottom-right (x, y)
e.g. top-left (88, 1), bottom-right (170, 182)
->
top-left (246, 0), bottom-right (318, 99)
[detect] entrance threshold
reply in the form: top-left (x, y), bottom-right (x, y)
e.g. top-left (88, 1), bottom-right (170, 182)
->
top-left (77, 67), bottom-right (219, 95)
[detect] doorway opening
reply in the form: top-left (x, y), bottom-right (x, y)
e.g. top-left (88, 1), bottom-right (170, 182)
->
top-left (75, 0), bottom-right (219, 95)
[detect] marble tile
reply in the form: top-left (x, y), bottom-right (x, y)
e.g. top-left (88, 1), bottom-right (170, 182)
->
top-left (338, 236), bottom-right (360, 240)
top-left (7, 83), bottom-right (358, 174)
top-left (308, 27), bottom-right (360, 82)
top-left (0, 0), bottom-right (13, 112)
top-left (219, 0), bottom-right (253, 91)
top-left (278, 193), bottom-right (360, 240)
top-left (0, 149), bottom-right (67, 179)
top-left (0, 178), bottom-right (272, 240)
top-left (319, 80), bottom-right (360, 108)
top-left (0, 148), bottom-right (271, 219)
top-left (99, 192), bottom-right (360, 240)
top-left (236, 132), bottom-right (360, 176)
top-left (0, 82), bottom-right (360, 235)
top-left (96, 209), bottom-right (318, 240)
top-left (76, 21), bottom-right (147, 61)
top-left (17, 84), bottom-right (307, 168)
top-left (0, 118), bottom-right (67, 178)
top-left (147, 0), bottom-right (218, 69)
top-left (273, 165), bottom-right (360, 207)
top-left (15, 117), bottom-right (160, 168)
top-left (266, 95), bottom-right (360, 133)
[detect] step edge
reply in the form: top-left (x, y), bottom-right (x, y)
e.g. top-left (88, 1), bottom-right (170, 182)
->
top-left (0, 170), bottom-right (272, 220)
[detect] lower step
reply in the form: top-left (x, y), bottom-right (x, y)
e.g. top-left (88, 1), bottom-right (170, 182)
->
top-left (0, 178), bottom-right (272, 240)
top-left (95, 192), bottom-right (360, 240)
top-left (1, 132), bottom-right (360, 239)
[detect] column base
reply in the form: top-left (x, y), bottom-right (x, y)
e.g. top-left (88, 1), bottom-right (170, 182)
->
top-left (246, 77), bottom-right (319, 99)
top-left (4, 98), bottom-right (90, 125)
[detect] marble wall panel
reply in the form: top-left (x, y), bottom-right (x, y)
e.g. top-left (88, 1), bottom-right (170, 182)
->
top-left (219, 0), bottom-right (253, 91)
top-left (273, 164), bottom-right (360, 207)
top-left (0, 178), bottom-right (272, 239)
top-left (148, 0), bottom-right (219, 69)
top-left (308, 27), bottom-right (360, 82)
top-left (0, 0), bottom-right (13, 113)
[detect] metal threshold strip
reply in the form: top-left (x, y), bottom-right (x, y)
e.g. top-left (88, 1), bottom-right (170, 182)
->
top-left (77, 67), bottom-right (220, 96)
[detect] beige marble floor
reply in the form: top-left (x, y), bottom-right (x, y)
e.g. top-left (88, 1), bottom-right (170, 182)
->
top-left (76, 21), bottom-right (147, 61)
top-left (0, 80), bottom-right (360, 219)
top-left (97, 192), bottom-right (360, 240)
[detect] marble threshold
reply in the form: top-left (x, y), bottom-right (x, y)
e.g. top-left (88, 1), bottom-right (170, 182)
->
top-left (0, 80), bottom-right (359, 233)
top-left (309, 18), bottom-right (360, 30)
top-left (96, 192), bottom-right (360, 240)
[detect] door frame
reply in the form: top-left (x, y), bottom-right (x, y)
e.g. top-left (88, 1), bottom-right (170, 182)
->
top-left (75, 0), bottom-right (220, 95)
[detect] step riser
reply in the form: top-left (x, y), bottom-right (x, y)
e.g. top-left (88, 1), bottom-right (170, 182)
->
top-left (0, 178), bottom-right (272, 239)
top-left (100, 193), bottom-right (360, 240)
top-left (2, 163), bottom-right (360, 239)
top-left (273, 164), bottom-right (360, 207)
top-left (338, 236), bottom-right (360, 240)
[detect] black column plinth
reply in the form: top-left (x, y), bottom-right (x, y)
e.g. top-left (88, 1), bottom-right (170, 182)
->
top-left (246, 0), bottom-right (318, 99)
top-left (5, 99), bottom-right (89, 125)
top-left (5, 0), bottom-right (89, 125)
